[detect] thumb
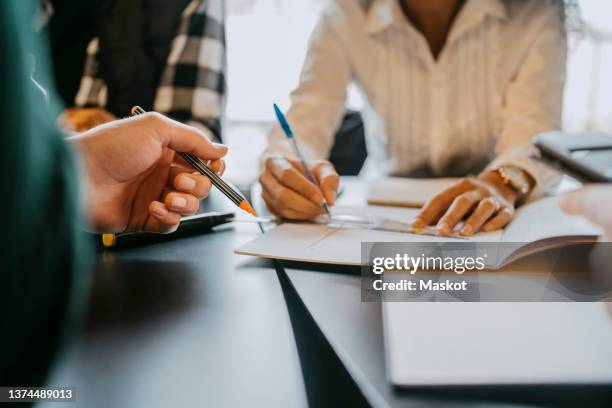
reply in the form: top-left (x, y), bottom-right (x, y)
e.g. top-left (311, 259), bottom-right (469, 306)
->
top-left (148, 113), bottom-right (228, 160)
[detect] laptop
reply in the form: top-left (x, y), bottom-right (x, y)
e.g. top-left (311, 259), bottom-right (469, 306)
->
top-left (383, 302), bottom-right (612, 386)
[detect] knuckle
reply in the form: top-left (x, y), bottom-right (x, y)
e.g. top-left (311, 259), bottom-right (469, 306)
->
top-left (480, 197), bottom-right (496, 209)
top-left (277, 188), bottom-right (289, 203)
top-left (143, 111), bottom-right (164, 124)
top-left (458, 178), bottom-right (472, 188)
top-left (266, 156), bottom-right (284, 172)
top-left (455, 194), bottom-right (471, 206)
top-left (279, 168), bottom-right (293, 184)
top-left (310, 159), bottom-right (326, 168)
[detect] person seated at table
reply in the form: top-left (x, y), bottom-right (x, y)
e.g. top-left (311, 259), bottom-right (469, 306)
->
top-left (260, 0), bottom-right (567, 236)
top-left (1, 0), bottom-right (226, 386)
top-left (48, 0), bottom-right (225, 141)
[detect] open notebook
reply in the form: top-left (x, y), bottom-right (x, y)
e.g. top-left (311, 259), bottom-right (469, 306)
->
top-left (235, 196), bottom-right (601, 269)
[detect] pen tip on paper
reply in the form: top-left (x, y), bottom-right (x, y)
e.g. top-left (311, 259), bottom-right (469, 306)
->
top-left (240, 200), bottom-right (258, 217)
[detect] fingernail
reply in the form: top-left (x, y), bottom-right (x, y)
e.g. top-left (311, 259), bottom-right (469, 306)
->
top-left (151, 203), bottom-right (168, 217)
top-left (177, 176), bottom-right (197, 191)
top-left (437, 223), bottom-right (449, 235)
top-left (171, 196), bottom-right (187, 209)
top-left (213, 143), bottom-right (228, 152)
top-left (411, 219), bottom-right (425, 229)
top-left (460, 225), bottom-right (472, 235)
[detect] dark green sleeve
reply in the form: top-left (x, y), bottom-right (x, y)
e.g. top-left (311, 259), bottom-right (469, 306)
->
top-left (0, 0), bottom-right (91, 385)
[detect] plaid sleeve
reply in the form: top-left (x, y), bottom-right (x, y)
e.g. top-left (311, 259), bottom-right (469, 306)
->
top-left (74, 37), bottom-right (108, 108)
top-left (154, 0), bottom-right (226, 142)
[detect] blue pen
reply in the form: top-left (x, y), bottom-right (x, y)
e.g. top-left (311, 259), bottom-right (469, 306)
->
top-left (273, 103), bottom-right (331, 217)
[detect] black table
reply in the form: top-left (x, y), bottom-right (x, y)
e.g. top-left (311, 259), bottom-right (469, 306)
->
top-left (42, 190), bottom-right (307, 408)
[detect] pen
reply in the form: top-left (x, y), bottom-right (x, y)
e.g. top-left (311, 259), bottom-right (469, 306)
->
top-left (101, 211), bottom-right (235, 248)
top-left (273, 103), bottom-right (331, 217)
top-left (131, 106), bottom-right (256, 215)
top-left (101, 106), bottom-right (257, 247)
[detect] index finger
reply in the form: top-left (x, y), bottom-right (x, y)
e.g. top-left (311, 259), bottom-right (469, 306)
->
top-left (412, 179), bottom-right (474, 228)
top-left (144, 113), bottom-right (228, 160)
top-left (267, 158), bottom-right (324, 207)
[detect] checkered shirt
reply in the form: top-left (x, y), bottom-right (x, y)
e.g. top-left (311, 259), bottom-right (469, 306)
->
top-left (74, 0), bottom-right (226, 141)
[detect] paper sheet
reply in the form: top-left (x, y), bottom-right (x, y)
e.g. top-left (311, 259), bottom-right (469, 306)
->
top-left (235, 205), bottom-right (499, 265)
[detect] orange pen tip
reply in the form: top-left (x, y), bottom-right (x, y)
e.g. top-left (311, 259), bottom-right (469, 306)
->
top-left (239, 200), bottom-right (257, 216)
top-left (130, 106), bottom-right (140, 115)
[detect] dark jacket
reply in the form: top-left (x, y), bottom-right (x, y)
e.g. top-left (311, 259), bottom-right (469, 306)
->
top-left (0, 0), bottom-right (90, 387)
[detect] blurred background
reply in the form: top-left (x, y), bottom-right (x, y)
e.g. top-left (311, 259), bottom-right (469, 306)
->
top-left (224, 0), bottom-right (612, 184)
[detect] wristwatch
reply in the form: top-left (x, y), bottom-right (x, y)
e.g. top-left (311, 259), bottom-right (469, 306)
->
top-left (494, 165), bottom-right (533, 198)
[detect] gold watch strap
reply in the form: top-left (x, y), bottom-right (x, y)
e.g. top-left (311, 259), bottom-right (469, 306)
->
top-left (496, 166), bottom-right (532, 197)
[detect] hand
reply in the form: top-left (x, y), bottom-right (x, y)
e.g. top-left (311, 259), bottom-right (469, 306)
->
top-left (60, 107), bottom-right (117, 132)
top-left (259, 155), bottom-right (339, 220)
top-left (411, 171), bottom-right (519, 236)
top-left (560, 184), bottom-right (612, 240)
top-left (70, 112), bottom-right (227, 233)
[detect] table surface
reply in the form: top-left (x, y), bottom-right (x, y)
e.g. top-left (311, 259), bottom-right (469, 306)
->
top-left (42, 190), bottom-right (307, 408)
top-left (42, 178), bottom-right (612, 408)
top-left (283, 178), bottom-right (612, 408)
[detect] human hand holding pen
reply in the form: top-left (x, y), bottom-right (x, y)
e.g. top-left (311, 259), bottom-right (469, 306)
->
top-left (259, 155), bottom-right (339, 220)
top-left (70, 112), bottom-right (227, 233)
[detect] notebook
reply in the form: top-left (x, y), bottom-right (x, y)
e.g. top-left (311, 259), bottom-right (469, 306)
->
top-left (235, 196), bottom-right (601, 268)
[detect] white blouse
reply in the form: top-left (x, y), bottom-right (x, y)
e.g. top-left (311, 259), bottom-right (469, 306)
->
top-left (266, 0), bottom-right (567, 198)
